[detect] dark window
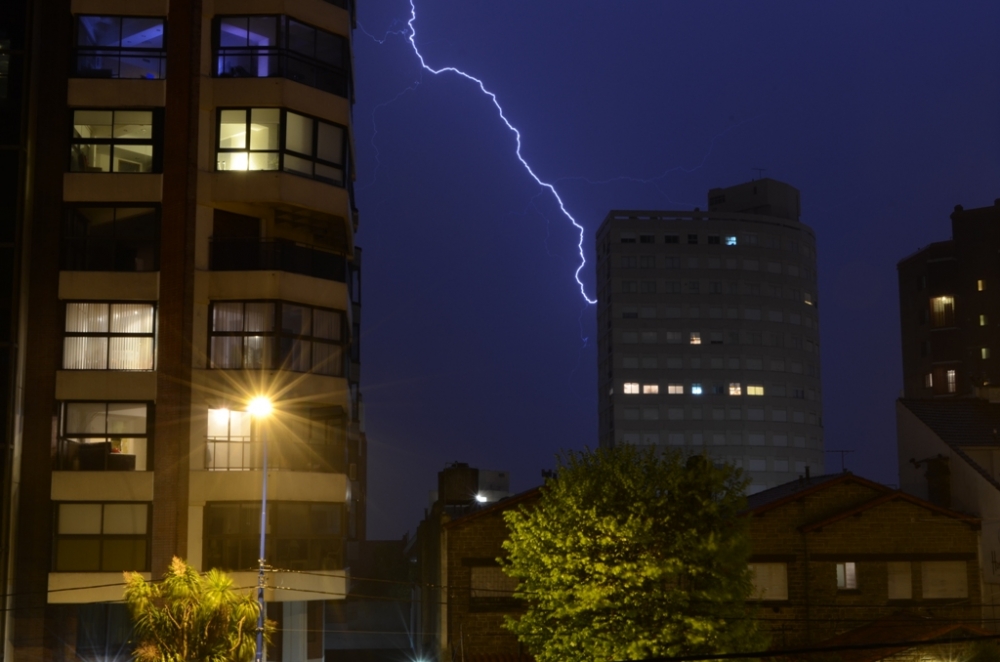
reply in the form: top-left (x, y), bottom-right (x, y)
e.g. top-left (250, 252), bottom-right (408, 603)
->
top-left (639, 234), bottom-right (655, 244)
top-left (708, 235), bottom-right (721, 245)
top-left (76, 604), bottom-right (133, 659)
top-left (216, 108), bottom-right (348, 186)
top-left (639, 281), bottom-right (656, 293)
top-left (70, 110), bottom-right (161, 173)
top-left (639, 255), bottom-right (656, 269)
top-left (54, 503), bottom-right (150, 571)
top-left (209, 300), bottom-right (345, 376)
top-left (63, 302), bottom-right (156, 370)
top-left (621, 281), bottom-right (637, 293)
top-left (63, 206), bottom-right (159, 272)
top-left (203, 502), bottom-right (343, 571)
top-left (58, 402), bottom-right (150, 471)
top-left (688, 234), bottom-right (698, 244)
top-left (214, 16), bottom-right (350, 98)
top-left (620, 256), bottom-right (637, 269)
top-left (664, 234), bottom-right (679, 244)
top-left (74, 16), bottom-right (166, 79)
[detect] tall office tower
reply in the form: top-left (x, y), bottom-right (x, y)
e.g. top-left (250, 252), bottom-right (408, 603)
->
top-left (898, 200), bottom-right (1000, 399)
top-left (595, 179), bottom-right (824, 491)
top-left (10, 0), bottom-right (363, 658)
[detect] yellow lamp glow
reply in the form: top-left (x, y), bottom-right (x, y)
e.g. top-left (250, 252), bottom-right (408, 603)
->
top-left (247, 396), bottom-right (273, 418)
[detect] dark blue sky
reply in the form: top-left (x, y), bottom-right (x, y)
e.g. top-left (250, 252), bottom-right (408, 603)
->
top-left (353, 0), bottom-right (1000, 539)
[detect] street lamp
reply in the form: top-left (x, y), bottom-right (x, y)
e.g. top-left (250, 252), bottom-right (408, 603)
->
top-left (248, 396), bottom-right (273, 662)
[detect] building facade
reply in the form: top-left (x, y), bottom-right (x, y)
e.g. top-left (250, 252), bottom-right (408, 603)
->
top-left (897, 200), bottom-right (1000, 399)
top-left (595, 179), bottom-right (824, 490)
top-left (9, 0), bottom-right (364, 658)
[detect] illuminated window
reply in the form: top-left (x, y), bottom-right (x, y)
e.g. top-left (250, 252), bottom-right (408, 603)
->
top-left (924, 373), bottom-right (933, 388)
top-left (984, 348), bottom-right (991, 360)
top-left (73, 16), bottom-right (166, 79)
top-left (70, 110), bottom-right (159, 173)
top-left (725, 236), bottom-right (737, 246)
top-left (642, 384), bottom-right (659, 395)
top-left (978, 280), bottom-right (985, 291)
top-left (981, 315), bottom-right (988, 326)
top-left (836, 562), bottom-right (857, 590)
top-left (667, 384), bottom-right (684, 395)
top-left (689, 332), bottom-right (701, 345)
top-left (55, 503), bottom-right (149, 571)
top-left (947, 369), bottom-right (957, 393)
top-left (803, 292), bottom-right (814, 306)
top-left (930, 296), bottom-right (955, 327)
top-left (747, 385), bottom-right (764, 396)
top-left (728, 383), bottom-right (742, 396)
top-left (63, 302), bottom-right (155, 370)
top-left (691, 383), bottom-right (703, 395)
top-left (623, 383), bottom-right (640, 394)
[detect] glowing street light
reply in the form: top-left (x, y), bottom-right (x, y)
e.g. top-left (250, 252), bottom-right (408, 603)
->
top-left (249, 396), bottom-right (273, 662)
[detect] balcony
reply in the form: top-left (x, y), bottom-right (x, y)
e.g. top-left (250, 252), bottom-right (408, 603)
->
top-left (57, 438), bottom-right (147, 471)
top-left (209, 237), bottom-right (346, 283)
top-left (206, 437), bottom-right (346, 474)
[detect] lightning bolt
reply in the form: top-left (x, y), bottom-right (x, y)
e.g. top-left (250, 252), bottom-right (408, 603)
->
top-left (403, 0), bottom-right (597, 305)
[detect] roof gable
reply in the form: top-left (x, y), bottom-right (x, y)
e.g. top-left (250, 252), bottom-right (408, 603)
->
top-left (800, 491), bottom-right (979, 533)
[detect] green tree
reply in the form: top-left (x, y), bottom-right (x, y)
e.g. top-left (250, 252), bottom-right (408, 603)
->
top-left (501, 446), bottom-right (767, 662)
top-left (123, 557), bottom-right (272, 662)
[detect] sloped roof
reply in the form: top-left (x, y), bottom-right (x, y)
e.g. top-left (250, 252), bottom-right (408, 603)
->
top-left (745, 472), bottom-right (889, 514)
top-left (800, 490), bottom-right (978, 532)
top-left (443, 487), bottom-right (542, 530)
top-left (900, 398), bottom-right (1000, 447)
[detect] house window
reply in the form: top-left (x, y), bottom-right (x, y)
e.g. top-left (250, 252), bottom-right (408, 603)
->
top-left (623, 382), bottom-right (640, 395)
top-left (58, 402), bottom-right (149, 471)
top-left (687, 234), bottom-right (698, 244)
top-left (725, 236), bottom-right (737, 246)
top-left (63, 302), bottom-right (155, 370)
top-left (214, 16), bottom-right (350, 98)
top-left (639, 234), bottom-right (654, 244)
top-left (621, 281), bottom-right (637, 293)
top-left (73, 16), bottom-right (166, 79)
top-left (621, 256), bottom-right (637, 268)
top-left (216, 108), bottom-right (348, 186)
top-left (981, 315), bottom-right (988, 326)
top-left (978, 279), bottom-right (985, 291)
top-left (748, 563), bottom-right (788, 600)
top-left (921, 561), bottom-right (967, 598)
top-left (708, 235), bottom-right (720, 245)
top-left (728, 383), bottom-right (742, 396)
top-left (947, 369), bottom-right (956, 393)
top-left (206, 408), bottom-right (253, 471)
top-left (470, 565), bottom-right (519, 607)
top-left (77, 604), bottom-right (133, 659)
top-left (983, 348), bottom-right (991, 360)
top-left (70, 110), bottom-right (160, 173)
top-left (887, 561), bottom-right (912, 600)
top-left (691, 383), bottom-right (703, 395)
top-left (747, 385), bottom-right (764, 396)
top-left (930, 296), bottom-right (955, 327)
top-left (209, 301), bottom-right (345, 376)
top-left (836, 562), bottom-right (857, 589)
top-left (804, 292), bottom-right (814, 306)
top-left (639, 255), bottom-right (656, 268)
top-left (924, 373), bottom-right (933, 389)
top-left (664, 234), bottom-right (679, 244)
top-left (639, 281), bottom-right (656, 293)
top-left (63, 206), bottom-right (159, 272)
top-left (667, 384), bottom-right (683, 395)
top-left (642, 384), bottom-right (659, 395)
top-left (54, 502), bottom-right (149, 571)
top-left (690, 332), bottom-right (701, 345)
top-left (203, 502), bottom-right (343, 571)
top-left (620, 233), bottom-right (636, 243)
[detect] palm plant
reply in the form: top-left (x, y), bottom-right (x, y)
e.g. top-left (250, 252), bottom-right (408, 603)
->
top-left (123, 557), bottom-right (273, 662)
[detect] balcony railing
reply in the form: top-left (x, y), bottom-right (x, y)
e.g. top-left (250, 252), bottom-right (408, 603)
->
top-left (62, 238), bottom-right (160, 272)
top-left (73, 48), bottom-right (167, 80)
top-left (57, 438), bottom-right (147, 471)
top-left (206, 438), bottom-right (345, 473)
top-left (209, 237), bottom-right (347, 283)
top-left (215, 49), bottom-right (349, 98)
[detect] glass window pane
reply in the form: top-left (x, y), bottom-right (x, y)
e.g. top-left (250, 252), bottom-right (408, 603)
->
top-left (282, 304), bottom-right (311, 335)
top-left (65, 402), bottom-right (108, 434)
top-left (56, 539), bottom-right (101, 571)
top-left (121, 18), bottom-right (164, 49)
top-left (66, 303), bottom-right (109, 332)
top-left (313, 163), bottom-right (342, 185)
top-left (315, 31), bottom-right (342, 67)
top-left (213, 302), bottom-right (243, 331)
top-left (70, 144), bottom-right (111, 172)
top-left (248, 152), bottom-right (278, 171)
top-left (218, 17), bottom-right (250, 48)
top-left (216, 151), bottom-right (248, 171)
top-left (112, 144), bottom-right (153, 172)
top-left (316, 122), bottom-right (343, 164)
top-left (211, 337), bottom-right (242, 368)
top-left (101, 538), bottom-right (147, 571)
top-left (103, 504), bottom-right (147, 534)
top-left (77, 16), bottom-right (121, 48)
top-left (285, 112), bottom-right (313, 156)
top-left (243, 336), bottom-right (272, 369)
top-left (243, 303), bottom-right (274, 332)
top-left (60, 503), bottom-right (103, 534)
top-left (311, 342), bottom-right (340, 376)
top-left (73, 110), bottom-right (113, 138)
top-left (312, 310), bottom-right (340, 341)
top-left (108, 337), bottom-right (153, 370)
top-left (287, 20), bottom-right (315, 57)
top-left (230, 411), bottom-right (252, 439)
top-left (283, 154), bottom-right (312, 177)
top-left (249, 109), bottom-right (280, 150)
top-left (110, 303), bottom-right (154, 333)
top-left (206, 504), bottom-right (241, 535)
top-left (276, 503), bottom-right (311, 536)
top-left (280, 338), bottom-right (310, 372)
top-left (63, 337), bottom-right (108, 370)
top-left (218, 110), bottom-right (247, 149)
top-left (112, 111), bottom-right (153, 139)
top-left (106, 403), bottom-right (146, 434)
top-left (207, 408), bottom-right (231, 438)
top-left (248, 17), bottom-right (277, 47)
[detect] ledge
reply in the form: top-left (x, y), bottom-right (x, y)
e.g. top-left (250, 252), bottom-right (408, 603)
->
top-left (188, 469), bottom-right (349, 505)
top-left (68, 79), bottom-right (167, 108)
top-left (52, 471), bottom-right (154, 502)
top-left (227, 568), bottom-right (348, 602)
top-left (71, 0), bottom-right (168, 15)
top-left (49, 572), bottom-right (152, 604)
top-left (59, 271), bottom-right (159, 301)
top-left (206, 77), bottom-right (350, 128)
top-left (201, 171), bottom-right (350, 223)
top-left (55, 371), bottom-right (157, 401)
top-left (64, 173), bottom-right (163, 202)
top-left (209, 0), bottom-right (349, 38)
top-left (206, 270), bottom-right (348, 310)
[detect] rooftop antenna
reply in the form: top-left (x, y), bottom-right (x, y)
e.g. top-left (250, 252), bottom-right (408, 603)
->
top-left (825, 449), bottom-right (855, 472)
top-left (751, 167), bottom-right (766, 180)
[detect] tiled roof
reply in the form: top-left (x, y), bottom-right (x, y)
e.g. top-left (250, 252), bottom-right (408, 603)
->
top-left (900, 398), bottom-right (1000, 447)
top-left (744, 473), bottom-right (885, 513)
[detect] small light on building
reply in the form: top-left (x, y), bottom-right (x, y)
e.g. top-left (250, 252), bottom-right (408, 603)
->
top-left (475, 494), bottom-right (488, 503)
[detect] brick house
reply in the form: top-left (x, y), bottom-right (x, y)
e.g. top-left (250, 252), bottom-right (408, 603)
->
top-left (747, 472), bottom-right (982, 650)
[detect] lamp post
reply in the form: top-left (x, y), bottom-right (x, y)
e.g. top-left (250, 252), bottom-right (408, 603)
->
top-left (248, 396), bottom-right (273, 662)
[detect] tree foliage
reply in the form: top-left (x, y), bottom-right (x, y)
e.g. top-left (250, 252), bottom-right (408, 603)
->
top-left (500, 446), bottom-right (768, 662)
top-left (123, 557), bottom-right (272, 662)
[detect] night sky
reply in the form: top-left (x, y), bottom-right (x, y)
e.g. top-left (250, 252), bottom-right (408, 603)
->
top-left (352, 0), bottom-right (1000, 539)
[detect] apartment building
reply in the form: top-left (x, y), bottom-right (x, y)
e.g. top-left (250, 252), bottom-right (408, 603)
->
top-left (595, 179), bottom-right (824, 491)
top-left (897, 199), bottom-right (1000, 398)
top-left (9, 0), bottom-right (363, 658)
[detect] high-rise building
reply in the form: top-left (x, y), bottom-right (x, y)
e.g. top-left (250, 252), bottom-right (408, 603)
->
top-left (595, 179), bottom-right (824, 491)
top-left (897, 200), bottom-right (1000, 399)
top-left (8, 1), bottom-right (363, 658)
